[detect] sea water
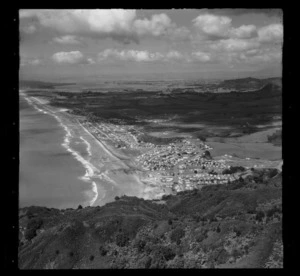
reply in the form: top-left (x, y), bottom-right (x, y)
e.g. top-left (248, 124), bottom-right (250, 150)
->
top-left (19, 92), bottom-right (147, 209)
top-left (19, 96), bottom-right (94, 209)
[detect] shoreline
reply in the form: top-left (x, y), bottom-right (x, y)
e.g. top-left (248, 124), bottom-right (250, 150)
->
top-left (21, 93), bottom-right (100, 206)
top-left (20, 90), bottom-right (282, 208)
top-left (21, 92), bottom-right (149, 207)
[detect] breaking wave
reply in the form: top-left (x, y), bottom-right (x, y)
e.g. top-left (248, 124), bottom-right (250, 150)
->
top-left (21, 94), bottom-right (104, 206)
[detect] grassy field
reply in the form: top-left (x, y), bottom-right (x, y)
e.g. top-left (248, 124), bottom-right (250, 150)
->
top-left (28, 80), bottom-right (281, 141)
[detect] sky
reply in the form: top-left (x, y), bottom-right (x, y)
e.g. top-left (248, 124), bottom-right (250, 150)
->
top-left (19, 9), bottom-right (283, 82)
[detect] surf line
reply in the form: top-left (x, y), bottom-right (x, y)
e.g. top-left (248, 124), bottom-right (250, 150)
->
top-left (23, 95), bottom-right (100, 206)
top-left (56, 118), bottom-right (100, 207)
top-left (78, 120), bottom-right (129, 167)
top-left (80, 136), bottom-right (92, 157)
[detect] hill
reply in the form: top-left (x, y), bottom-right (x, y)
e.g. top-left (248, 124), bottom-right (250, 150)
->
top-left (18, 168), bottom-right (282, 269)
top-left (218, 77), bottom-right (281, 92)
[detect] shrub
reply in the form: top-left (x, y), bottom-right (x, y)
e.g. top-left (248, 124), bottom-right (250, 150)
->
top-left (203, 150), bottom-right (212, 160)
top-left (24, 218), bottom-right (43, 240)
top-left (77, 205), bottom-right (83, 209)
top-left (196, 233), bottom-right (206, 243)
top-left (198, 136), bottom-right (206, 142)
top-left (115, 232), bottom-right (130, 247)
top-left (134, 239), bottom-right (146, 252)
top-left (267, 169), bottom-right (279, 179)
top-left (223, 166), bottom-right (245, 174)
top-left (170, 227), bottom-right (185, 245)
top-left (232, 249), bottom-right (241, 258)
top-left (24, 228), bottom-right (36, 241)
top-left (255, 211), bottom-right (265, 222)
top-left (266, 206), bottom-right (280, 217)
top-left (27, 218), bottom-right (43, 230)
top-left (145, 257), bottom-right (152, 268)
top-left (216, 249), bottom-right (230, 264)
top-left (99, 245), bottom-right (108, 256)
top-left (26, 210), bottom-right (34, 219)
top-left (115, 196), bottom-right (120, 201)
top-left (161, 246), bottom-right (176, 261)
top-left (210, 216), bottom-right (217, 222)
top-left (235, 229), bottom-right (241, 237)
top-left (150, 251), bottom-right (167, 269)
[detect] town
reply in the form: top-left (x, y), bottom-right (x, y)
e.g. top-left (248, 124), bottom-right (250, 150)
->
top-left (80, 118), bottom-right (242, 194)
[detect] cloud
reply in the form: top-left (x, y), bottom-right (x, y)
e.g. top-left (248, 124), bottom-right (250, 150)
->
top-left (19, 9), bottom-right (188, 44)
top-left (191, 51), bottom-right (212, 62)
top-left (52, 35), bottom-right (82, 45)
top-left (52, 51), bottom-right (94, 64)
top-left (20, 56), bottom-right (41, 66)
top-left (200, 9), bottom-right (282, 18)
top-left (98, 49), bottom-right (164, 62)
top-left (210, 38), bottom-right (260, 52)
top-left (193, 13), bottom-right (258, 41)
top-left (193, 14), bottom-right (232, 38)
top-left (21, 24), bottom-right (37, 34)
top-left (165, 50), bottom-right (184, 60)
top-left (257, 23), bottom-right (283, 43)
top-left (133, 13), bottom-right (174, 36)
top-left (218, 46), bottom-right (282, 65)
top-left (192, 13), bottom-right (258, 41)
top-left (229, 25), bottom-right (257, 39)
top-left (20, 9), bottom-right (138, 43)
top-left (239, 49), bottom-right (282, 64)
top-left (97, 49), bottom-right (213, 63)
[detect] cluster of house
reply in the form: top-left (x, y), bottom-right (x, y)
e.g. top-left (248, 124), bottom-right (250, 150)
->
top-left (136, 139), bottom-right (209, 171)
top-left (179, 159), bottom-right (229, 174)
top-left (82, 120), bottom-right (144, 150)
top-left (82, 118), bottom-right (242, 193)
top-left (178, 172), bottom-right (237, 187)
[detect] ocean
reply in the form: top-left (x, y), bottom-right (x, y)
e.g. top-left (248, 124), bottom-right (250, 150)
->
top-left (19, 96), bottom-right (95, 209)
top-left (19, 91), bottom-right (149, 209)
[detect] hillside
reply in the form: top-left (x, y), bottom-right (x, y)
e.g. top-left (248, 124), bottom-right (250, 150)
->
top-left (18, 168), bottom-right (282, 269)
top-left (218, 77), bottom-right (281, 91)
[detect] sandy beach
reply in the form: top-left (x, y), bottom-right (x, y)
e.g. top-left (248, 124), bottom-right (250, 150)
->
top-left (21, 93), bottom-right (151, 207)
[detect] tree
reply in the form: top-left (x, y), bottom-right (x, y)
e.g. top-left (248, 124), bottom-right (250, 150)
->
top-left (24, 218), bottom-right (43, 241)
top-left (99, 245), bottom-right (108, 256)
top-left (255, 211), bottom-right (265, 222)
top-left (115, 232), bottom-right (130, 247)
top-left (170, 227), bottom-right (185, 245)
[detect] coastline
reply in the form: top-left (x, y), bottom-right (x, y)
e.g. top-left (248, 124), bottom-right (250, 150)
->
top-left (20, 94), bottom-right (94, 209)
top-left (20, 91), bottom-right (150, 207)
top-left (20, 90), bottom-right (282, 208)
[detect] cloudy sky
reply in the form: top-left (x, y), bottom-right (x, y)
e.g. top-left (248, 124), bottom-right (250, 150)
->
top-left (19, 9), bottom-right (283, 82)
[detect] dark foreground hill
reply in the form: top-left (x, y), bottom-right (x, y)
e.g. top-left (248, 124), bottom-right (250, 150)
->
top-left (19, 169), bottom-right (282, 269)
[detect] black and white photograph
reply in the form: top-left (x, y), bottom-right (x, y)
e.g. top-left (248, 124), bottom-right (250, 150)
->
top-left (17, 9), bottom-right (283, 269)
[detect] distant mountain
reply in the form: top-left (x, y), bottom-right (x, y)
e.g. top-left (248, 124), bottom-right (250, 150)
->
top-left (19, 80), bottom-right (76, 89)
top-left (254, 83), bottom-right (282, 95)
top-left (218, 77), bottom-right (281, 92)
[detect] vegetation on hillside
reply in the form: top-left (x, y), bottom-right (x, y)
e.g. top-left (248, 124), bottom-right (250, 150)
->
top-left (18, 168), bottom-right (282, 269)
